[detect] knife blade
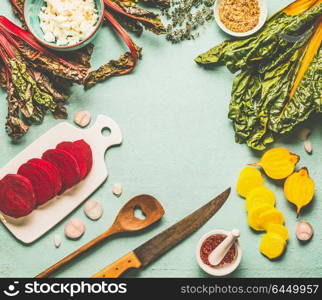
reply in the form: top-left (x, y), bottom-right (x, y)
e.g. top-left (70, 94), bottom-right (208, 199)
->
top-left (92, 187), bottom-right (230, 278)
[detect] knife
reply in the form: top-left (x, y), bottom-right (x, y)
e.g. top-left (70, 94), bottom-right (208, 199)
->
top-left (92, 187), bottom-right (231, 278)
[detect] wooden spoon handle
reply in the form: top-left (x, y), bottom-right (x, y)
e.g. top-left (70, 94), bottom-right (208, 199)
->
top-left (35, 227), bottom-right (117, 278)
top-left (92, 251), bottom-right (142, 278)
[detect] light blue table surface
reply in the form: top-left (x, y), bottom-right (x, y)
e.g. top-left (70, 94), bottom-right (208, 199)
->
top-left (0, 0), bottom-right (321, 278)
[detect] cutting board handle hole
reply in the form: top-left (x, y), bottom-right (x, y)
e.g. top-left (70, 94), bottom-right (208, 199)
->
top-left (134, 205), bottom-right (146, 220)
top-left (101, 127), bottom-right (111, 137)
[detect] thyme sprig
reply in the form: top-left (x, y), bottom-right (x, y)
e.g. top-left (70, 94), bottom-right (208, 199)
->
top-left (162, 0), bottom-right (215, 43)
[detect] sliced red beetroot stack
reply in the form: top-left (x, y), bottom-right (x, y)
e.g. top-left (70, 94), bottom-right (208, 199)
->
top-left (0, 139), bottom-right (92, 218)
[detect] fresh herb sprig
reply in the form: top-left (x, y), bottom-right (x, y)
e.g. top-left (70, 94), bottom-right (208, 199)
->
top-left (163, 0), bottom-right (215, 43)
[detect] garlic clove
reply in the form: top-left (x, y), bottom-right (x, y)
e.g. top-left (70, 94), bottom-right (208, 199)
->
top-left (73, 110), bottom-right (91, 128)
top-left (64, 218), bottom-right (85, 239)
top-left (83, 199), bottom-right (103, 220)
top-left (112, 183), bottom-right (122, 197)
top-left (304, 140), bottom-right (313, 155)
top-left (296, 221), bottom-right (313, 242)
top-left (54, 234), bottom-right (61, 248)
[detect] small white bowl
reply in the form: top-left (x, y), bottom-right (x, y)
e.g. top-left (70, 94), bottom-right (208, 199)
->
top-left (196, 229), bottom-right (242, 277)
top-left (214, 0), bottom-right (268, 37)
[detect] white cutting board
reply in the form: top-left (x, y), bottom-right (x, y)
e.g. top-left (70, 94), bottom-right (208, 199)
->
top-left (0, 115), bottom-right (122, 244)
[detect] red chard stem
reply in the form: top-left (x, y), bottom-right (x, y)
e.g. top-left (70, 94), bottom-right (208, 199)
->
top-left (104, 10), bottom-right (138, 62)
top-left (0, 31), bottom-right (15, 59)
top-left (9, 0), bottom-right (24, 15)
top-left (0, 16), bottom-right (87, 71)
top-left (104, 0), bottom-right (152, 26)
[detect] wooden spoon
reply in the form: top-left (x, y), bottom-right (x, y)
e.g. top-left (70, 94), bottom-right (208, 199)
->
top-left (36, 195), bottom-right (165, 278)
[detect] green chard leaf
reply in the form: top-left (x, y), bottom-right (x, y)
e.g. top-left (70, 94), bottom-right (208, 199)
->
top-left (6, 86), bottom-right (30, 139)
top-left (195, 4), bottom-right (322, 73)
top-left (196, 3), bottom-right (322, 150)
top-left (229, 69), bottom-right (275, 150)
top-left (0, 64), bottom-right (6, 87)
top-left (110, 11), bottom-right (144, 36)
top-left (84, 43), bottom-right (142, 89)
top-left (59, 44), bottom-right (94, 68)
top-left (16, 42), bottom-right (89, 84)
top-left (9, 0), bottom-right (26, 27)
top-left (274, 46), bottom-right (322, 128)
top-left (229, 47), bottom-right (307, 150)
top-left (4, 55), bottom-right (70, 139)
top-left (26, 68), bottom-right (69, 118)
top-left (139, 0), bottom-right (170, 9)
top-left (9, 59), bottom-right (55, 121)
top-left (108, 0), bottom-right (166, 35)
top-left (314, 48), bottom-right (322, 113)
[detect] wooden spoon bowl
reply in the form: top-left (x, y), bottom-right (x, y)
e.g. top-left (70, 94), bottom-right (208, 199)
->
top-left (113, 194), bottom-right (165, 232)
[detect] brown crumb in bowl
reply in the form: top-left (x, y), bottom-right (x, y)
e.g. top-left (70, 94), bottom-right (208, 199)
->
top-left (219, 0), bottom-right (260, 33)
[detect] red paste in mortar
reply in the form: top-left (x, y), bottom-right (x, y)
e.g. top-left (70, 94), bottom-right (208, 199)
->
top-left (200, 234), bottom-right (236, 266)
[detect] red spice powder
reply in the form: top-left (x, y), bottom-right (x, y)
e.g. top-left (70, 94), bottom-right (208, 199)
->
top-left (200, 234), bottom-right (236, 266)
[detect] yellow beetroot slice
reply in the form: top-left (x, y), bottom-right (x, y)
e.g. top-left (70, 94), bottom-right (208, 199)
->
top-left (236, 167), bottom-right (264, 198)
top-left (0, 174), bottom-right (36, 218)
top-left (74, 140), bottom-right (93, 176)
top-left (42, 149), bottom-right (80, 194)
top-left (28, 158), bottom-right (62, 195)
top-left (18, 162), bottom-right (55, 205)
top-left (56, 141), bottom-right (88, 180)
top-left (260, 233), bottom-right (286, 259)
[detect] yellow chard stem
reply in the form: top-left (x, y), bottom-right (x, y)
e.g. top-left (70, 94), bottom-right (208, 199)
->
top-left (284, 0), bottom-right (319, 16)
top-left (289, 20), bottom-right (322, 98)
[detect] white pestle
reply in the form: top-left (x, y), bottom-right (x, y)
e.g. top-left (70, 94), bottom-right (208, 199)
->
top-left (208, 229), bottom-right (240, 266)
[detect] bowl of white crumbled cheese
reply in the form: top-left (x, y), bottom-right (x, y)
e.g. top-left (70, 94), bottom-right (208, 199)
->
top-left (24, 0), bottom-right (104, 51)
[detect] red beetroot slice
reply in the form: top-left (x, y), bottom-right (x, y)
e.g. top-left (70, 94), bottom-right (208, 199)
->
top-left (42, 149), bottom-right (80, 194)
top-left (18, 162), bottom-right (55, 205)
top-left (0, 174), bottom-right (36, 218)
top-left (28, 158), bottom-right (62, 195)
top-left (56, 142), bottom-right (88, 180)
top-left (74, 140), bottom-right (93, 176)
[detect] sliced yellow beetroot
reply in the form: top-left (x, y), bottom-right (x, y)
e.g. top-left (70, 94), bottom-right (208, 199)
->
top-left (28, 158), bottom-right (62, 195)
top-left (42, 149), bottom-right (80, 194)
top-left (56, 141), bottom-right (88, 180)
top-left (18, 162), bottom-right (55, 205)
top-left (74, 140), bottom-right (93, 176)
top-left (0, 174), bottom-right (36, 218)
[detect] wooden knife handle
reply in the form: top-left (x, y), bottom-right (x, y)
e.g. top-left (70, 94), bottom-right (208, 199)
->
top-left (92, 252), bottom-right (142, 278)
